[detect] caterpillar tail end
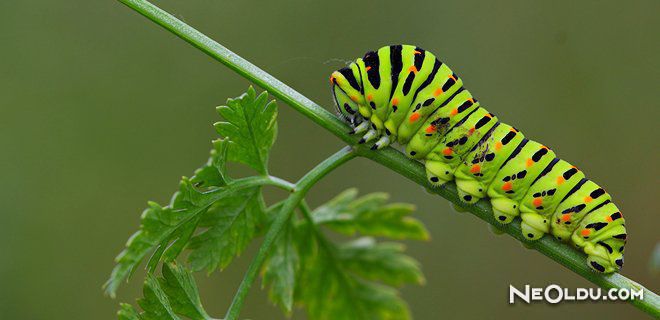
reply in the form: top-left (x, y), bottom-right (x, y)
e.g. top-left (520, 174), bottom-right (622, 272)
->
top-left (580, 241), bottom-right (624, 273)
top-left (586, 255), bottom-right (620, 273)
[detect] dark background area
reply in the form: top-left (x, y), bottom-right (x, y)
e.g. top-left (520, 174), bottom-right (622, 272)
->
top-left (1, 1), bottom-right (658, 319)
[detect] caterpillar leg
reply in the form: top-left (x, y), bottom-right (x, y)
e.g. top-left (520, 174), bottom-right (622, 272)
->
top-left (489, 196), bottom-right (519, 224)
top-left (358, 129), bottom-right (378, 144)
top-left (350, 121), bottom-right (370, 135)
top-left (424, 160), bottom-right (454, 186)
top-left (520, 212), bottom-right (550, 240)
top-left (455, 178), bottom-right (484, 204)
top-left (371, 135), bottom-right (391, 150)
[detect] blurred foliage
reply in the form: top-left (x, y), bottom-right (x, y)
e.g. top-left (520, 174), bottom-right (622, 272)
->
top-left (651, 243), bottom-right (660, 276)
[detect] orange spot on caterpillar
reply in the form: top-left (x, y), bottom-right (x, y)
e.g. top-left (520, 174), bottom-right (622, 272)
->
top-left (526, 158), bottom-right (534, 167)
top-left (408, 66), bottom-right (418, 74)
top-left (409, 112), bottom-right (420, 123)
top-left (414, 50), bottom-right (422, 55)
top-left (510, 127), bottom-right (518, 132)
top-left (350, 95), bottom-right (358, 102)
top-left (367, 94), bottom-right (373, 101)
top-left (561, 214), bottom-right (571, 222)
top-left (556, 176), bottom-right (565, 185)
top-left (470, 164), bottom-right (481, 174)
top-left (450, 109), bottom-right (458, 116)
top-left (365, 66), bottom-right (372, 71)
top-left (541, 145), bottom-right (548, 150)
top-left (442, 147), bottom-right (453, 156)
top-left (468, 127), bottom-right (475, 135)
top-left (502, 182), bottom-right (512, 191)
top-left (448, 74), bottom-right (457, 81)
top-left (392, 97), bottom-right (399, 106)
top-left (425, 125), bottom-right (436, 134)
top-left (468, 98), bottom-right (475, 103)
top-left (581, 229), bottom-right (591, 237)
top-left (485, 113), bottom-right (493, 118)
top-left (433, 88), bottom-right (443, 96)
top-left (584, 196), bottom-right (593, 203)
top-left (495, 141), bottom-right (503, 151)
top-left (330, 76), bottom-right (335, 84)
top-left (605, 216), bottom-right (613, 222)
top-left (532, 197), bottom-right (543, 207)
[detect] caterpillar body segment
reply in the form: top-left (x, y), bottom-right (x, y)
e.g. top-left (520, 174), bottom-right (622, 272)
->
top-left (330, 44), bottom-right (627, 274)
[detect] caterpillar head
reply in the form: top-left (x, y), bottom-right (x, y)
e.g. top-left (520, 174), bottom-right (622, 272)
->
top-left (330, 65), bottom-right (364, 126)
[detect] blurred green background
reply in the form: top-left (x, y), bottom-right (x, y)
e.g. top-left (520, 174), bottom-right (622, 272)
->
top-left (1, 0), bottom-right (658, 319)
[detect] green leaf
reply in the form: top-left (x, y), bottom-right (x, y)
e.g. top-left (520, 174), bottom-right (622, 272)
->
top-left (138, 274), bottom-right (181, 320)
top-left (214, 87), bottom-right (277, 175)
top-left (312, 188), bottom-right (430, 241)
top-left (294, 224), bottom-right (411, 320)
top-left (105, 116), bottom-right (279, 295)
top-left (261, 218), bottom-right (298, 314)
top-left (337, 237), bottom-right (424, 286)
top-left (190, 138), bottom-right (231, 188)
top-left (105, 176), bottom-right (269, 296)
top-left (120, 263), bottom-right (212, 320)
top-left (187, 187), bottom-right (266, 273)
top-left (117, 303), bottom-right (141, 320)
top-left (260, 189), bottom-right (426, 319)
top-left (158, 263), bottom-right (211, 320)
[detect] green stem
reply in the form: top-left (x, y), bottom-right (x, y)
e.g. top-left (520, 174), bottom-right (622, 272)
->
top-left (266, 175), bottom-right (297, 192)
top-left (225, 147), bottom-right (356, 320)
top-left (117, 0), bottom-right (660, 317)
top-left (117, 0), bottom-right (349, 143)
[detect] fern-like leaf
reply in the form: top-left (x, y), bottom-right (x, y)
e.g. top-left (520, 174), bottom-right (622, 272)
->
top-left (106, 89), bottom-right (278, 296)
top-left (262, 190), bottom-right (425, 319)
top-left (261, 218), bottom-right (298, 314)
top-left (313, 188), bottom-right (430, 241)
top-left (187, 187), bottom-right (266, 273)
top-left (214, 86), bottom-right (277, 175)
top-left (119, 263), bottom-right (212, 320)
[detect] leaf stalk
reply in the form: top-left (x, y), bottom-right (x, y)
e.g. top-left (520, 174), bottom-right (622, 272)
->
top-left (225, 147), bottom-right (356, 320)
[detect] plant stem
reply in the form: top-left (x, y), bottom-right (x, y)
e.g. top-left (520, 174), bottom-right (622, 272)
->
top-left (225, 147), bottom-right (356, 320)
top-left (117, 0), bottom-right (660, 317)
top-left (267, 175), bottom-right (297, 192)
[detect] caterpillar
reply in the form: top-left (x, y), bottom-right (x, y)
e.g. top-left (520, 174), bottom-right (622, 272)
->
top-left (330, 45), bottom-right (626, 273)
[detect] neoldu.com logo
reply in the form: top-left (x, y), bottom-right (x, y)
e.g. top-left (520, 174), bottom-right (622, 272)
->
top-left (509, 284), bottom-right (644, 304)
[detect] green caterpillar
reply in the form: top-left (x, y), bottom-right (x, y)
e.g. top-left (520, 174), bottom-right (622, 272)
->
top-left (330, 44), bottom-right (626, 273)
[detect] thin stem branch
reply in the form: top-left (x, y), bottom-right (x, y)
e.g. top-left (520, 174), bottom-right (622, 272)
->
top-left (117, 0), bottom-right (660, 317)
top-left (267, 175), bottom-right (297, 192)
top-left (225, 147), bottom-right (356, 320)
